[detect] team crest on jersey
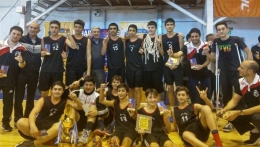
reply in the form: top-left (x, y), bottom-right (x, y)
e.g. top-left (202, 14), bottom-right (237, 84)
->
top-left (113, 44), bottom-right (118, 51)
top-left (76, 43), bottom-right (81, 50)
top-left (253, 90), bottom-right (259, 97)
top-left (14, 51), bottom-right (21, 57)
top-left (52, 43), bottom-right (59, 51)
top-left (129, 45), bottom-right (135, 51)
top-left (167, 41), bottom-right (172, 48)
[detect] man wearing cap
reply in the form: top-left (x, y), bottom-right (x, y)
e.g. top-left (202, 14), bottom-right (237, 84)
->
top-left (14, 22), bottom-right (42, 127)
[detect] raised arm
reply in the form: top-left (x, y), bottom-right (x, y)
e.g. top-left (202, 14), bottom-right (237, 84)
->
top-left (196, 86), bottom-right (214, 110)
top-left (99, 83), bottom-right (114, 107)
top-left (86, 38), bottom-right (92, 76)
top-left (101, 37), bottom-right (109, 55)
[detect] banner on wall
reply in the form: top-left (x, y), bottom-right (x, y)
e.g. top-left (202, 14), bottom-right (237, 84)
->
top-left (119, 22), bottom-right (148, 36)
top-left (83, 29), bottom-right (109, 39)
top-left (214, 0), bottom-right (260, 17)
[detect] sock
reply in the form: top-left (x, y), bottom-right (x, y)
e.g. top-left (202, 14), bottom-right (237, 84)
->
top-left (212, 130), bottom-right (222, 147)
top-left (251, 127), bottom-right (260, 133)
top-left (110, 120), bottom-right (115, 126)
top-left (98, 120), bottom-right (104, 130)
top-left (85, 121), bottom-right (94, 131)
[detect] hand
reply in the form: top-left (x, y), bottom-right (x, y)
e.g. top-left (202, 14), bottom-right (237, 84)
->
top-left (255, 51), bottom-right (260, 60)
top-left (100, 82), bottom-right (109, 90)
top-left (14, 52), bottom-right (24, 63)
top-left (128, 109), bottom-right (136, 117)
top-left (222, 111), bottom-right (240, 121)
top-left (41, 51), bottom-right (47, 57)
top-left (87, 33), bottom-right (93, 38)
top-left (0, 73), bottom-right (4, 78)
top-left (169, 65), bottom-right (178, 70)
top-left (121, 32), bottom-right (127, 42)
top-left (30, 125), bottom-right (39, 138)
top-left (87, 109), bottom-right (98, 117)
top-left (138, 129), bottom-right (145, 135)
top-left (167, 48), bottom-right (173, 57)
top-left (203, 44), bottom-right (210, 54)
top-left (163, 110), bottom-right (171, 120)
top-left (216, 108), bottom-right (226, 118)
top-left (196, 86), bottom-right (208, 100)
top-left (65, 27), bottom-right (71, 34)
top-left (103, 35), bottom-right (109, 44)
top-left (61, 51), bottom-right (67, 59)
top-left (68, 90), bottom-right (77, 101)
top-left (139, 48), bottom-right (144, 54)
top-left (192, 64), bottom-right (204, 70)
top-left (178, 32), bottom-right (184, 38)
top-left (156, 36), bottom-right (161, 45)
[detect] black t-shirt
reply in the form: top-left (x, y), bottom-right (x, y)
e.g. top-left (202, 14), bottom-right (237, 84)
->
top-left (66, 35), bottom-right (87, 72)
top-left (107, 37), bottom-right (125, 69)
top-left (211, 36), bottom-right (247, 71)
top-left (114, 99), bottom-right (136, 129)
top-left (137, 107), bottom-right (166, 134)
top-left (143, 34), bottom-right (163, 71)
top-left (174, 104), bottom-right (199, 136)
top-left (251, 45), bottom-right (260, 74)
top-left (182, 41), bottom-right (211, 80)
top-left (41, 36), bottom-right (66, 73)
top-left (234, 75), bottom-right (260, 108)
top-left (125, 38), bottom-right (143, 70)
top-left (0, 45), bottom-right (26, 86)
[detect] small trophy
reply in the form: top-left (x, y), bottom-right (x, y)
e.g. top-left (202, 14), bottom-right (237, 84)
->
top-left (136, 114), bottom-right (152, 134)
top-left (44, 44), bottom-right (51, 55)
top-left (127, 98), bottom-right (136, 112)
top-left (0, 65), bottom-right (9, 77)
top-left (165, 57), bottom-right (180, 68)
top-left (57, 104), bottom-right (78, 147)
top-left (157, 101), bottom-right (166, 115)
top-left (190, 58), bottom-right (198, 69)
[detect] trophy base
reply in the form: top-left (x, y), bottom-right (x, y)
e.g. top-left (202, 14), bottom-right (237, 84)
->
top-left (58, 143), bottom-right (77, 147)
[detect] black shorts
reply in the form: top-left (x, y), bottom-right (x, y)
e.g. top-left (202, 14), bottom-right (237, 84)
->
top-left (143, 70), bottom-right (164, 93)
top-left (143, 133), bottom-right (171, 147)
top-left (164, 66), bottom-right (183, 86)
top-left (66, 69), bottom-right (85, 86)
top-left (77, 110), bottom-right (98, 131)
top-left (104, 109), bottom-right (114, 126)
top-left (107, 68), bottom-right (125, 87)
top-left (113, 126), bottom-right (139, 144)
top-left (181, 120), bottom-right (210, 146)
top-left (38, 72), bottom-right (63, 91)
top-left (126, 70), bottom-right (143, 88)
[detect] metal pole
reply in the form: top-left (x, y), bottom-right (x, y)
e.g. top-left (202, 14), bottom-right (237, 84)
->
top-left (235, 43), bottom-right (243, 63)
top-left (215, 43), bottom-right (220, 125)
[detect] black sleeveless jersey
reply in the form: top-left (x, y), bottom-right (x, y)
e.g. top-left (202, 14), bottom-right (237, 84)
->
top-left (107, 37), bottom-right (125, 69)
top-left (162, 34), bottom-right (181, 66)
top-left (125, 38), bottom-right (143, 70)
top-left (174, 104), bottom-right (199, 135)
top-left (41, 36), bottom-right (66, 72)
top-left (143, 34), bottom-right (163, 71)
top-left (137, 106), bottom-right (166, 134)
top-left (113, 99), bottom-right (136, 129)
top-left (66, 35), bottom-right (87, 71)
top-left (36, 96), bottom-right (67, 124)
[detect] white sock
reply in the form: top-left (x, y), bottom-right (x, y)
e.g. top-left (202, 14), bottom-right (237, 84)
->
top-left (251, 127), bottom-right (259, 133)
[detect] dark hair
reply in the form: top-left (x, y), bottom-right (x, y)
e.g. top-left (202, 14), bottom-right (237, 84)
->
top-left (258, 36), bottom-right (260, 42)
top-left (117, 83), bottom-right (129, 92)
top-left (176, 86), bottom-right (189, 95)
top-left (108, 23), bottom-right (118, 30)
top-left (147, 21), bottom-right (157, 28)
top-left (74, 19), bottom-right (85, 28)
top-left (247, 60), bottom-right (259, 73)
top-left (215, 21), bottom-right (228, 30)
top-left (189, 28), bottom-right (201, 36)
top-left (112, 75), bottom-right (122, 83)
top-left (206, 33), bottom-right (214, 41)
top-left (164, 18), bottom-right (175, 26)
top-left (9, 26), bottom-right (23, 35)
top-left (83, 76), bottom-right (96, 85)
top-left (128, 24), bottom-right (137, 31)
top-left (145, 89), bottom-right (158, 98)
top-left (51, 81), bottom-right (65, 90)
top-left (50, 20), bottom-right (61, 28)
top-left (186, 33), bottom-right (190, 42)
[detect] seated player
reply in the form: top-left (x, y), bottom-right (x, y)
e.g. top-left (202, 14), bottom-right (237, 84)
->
top-left (137, 89), bottom-right (177, 147)
top-left (173, 86), bottom-right (223, 147)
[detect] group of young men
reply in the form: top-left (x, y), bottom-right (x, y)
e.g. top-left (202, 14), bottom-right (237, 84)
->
top-left (1, 17), bottom-right (260, 146)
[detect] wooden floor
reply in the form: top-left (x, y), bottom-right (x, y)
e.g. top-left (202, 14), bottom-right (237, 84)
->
top-left (0, 100), bottom-right (259, 147)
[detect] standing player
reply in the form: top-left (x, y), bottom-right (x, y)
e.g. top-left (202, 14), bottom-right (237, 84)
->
top-left (66, 19), bottom-right (91, 87)
top-left (160, 18), bottom-right (184, 107)
top-left (125, 24), bottom-right (143, 108)
top-left (39, 20), bottom-right (77, 97)
top-left (251, 36), bottom-right (260, 75)
top-left (101, 23), bottom-right (125, 87)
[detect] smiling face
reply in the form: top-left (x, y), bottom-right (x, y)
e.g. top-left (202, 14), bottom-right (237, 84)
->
top-left (176, 90), bottom-right (189, 104)
top-left (74, 24), bottom-right (84, 35)
top-left (117, 87), bottom-right (128, 99)
top-left (146, 93), bottom-right (158, 107)
top-left (9, 29), bottom-right (22, 43)
top-left (84, 81), bottom-right (95, 93)
top-left (51, 85), bottom-right (64, 98)
top-left (216, 24), bottom-right (229, 39)
top-left (190, 32), bottom-right (200, 45)
top-left (111, 79), bottom-right (120, 90)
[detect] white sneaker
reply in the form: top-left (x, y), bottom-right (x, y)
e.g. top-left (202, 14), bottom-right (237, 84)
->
top-left (223, 122), bottom-right (234, 132)
top-left (78, 129), bottom-right (90, 144)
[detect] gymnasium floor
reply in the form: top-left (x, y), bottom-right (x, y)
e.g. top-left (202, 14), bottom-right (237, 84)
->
top-left (0, 100), bottom-right (258, 147)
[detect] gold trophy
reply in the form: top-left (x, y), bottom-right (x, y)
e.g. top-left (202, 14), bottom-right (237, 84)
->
top-left (58, 104), bottom-right (78, 147)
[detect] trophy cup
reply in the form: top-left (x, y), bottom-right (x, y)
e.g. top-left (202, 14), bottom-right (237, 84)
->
top-left (57, 104), bottom-right (78, 147)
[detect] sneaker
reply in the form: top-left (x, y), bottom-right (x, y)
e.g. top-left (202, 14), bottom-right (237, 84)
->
top-left (15, 141), bottom-right (34, 147)
top-left (244, 132), bottom-right (260, 145)
top-left (92, 136), bottom-right (102, 147)
top-left (108, 137), bottom-right (119, 147)
top-left (78, 129), bottom-right (90, 144)
top-left (222, 122), bottom-right (234, 132)
top-left (102, 124), bottom-right (114, 136)
top-left (94, 128), bottom-right (104, 136)
top-left (2, 123), bottom-right (13, 132)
